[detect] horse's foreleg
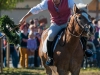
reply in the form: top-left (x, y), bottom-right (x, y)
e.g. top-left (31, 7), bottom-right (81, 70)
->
top-left (57, 68), bottom-right (69, 75)
top-left (44, 66), bottom-right (59, 75)
top-left (45, 67), bottom-right (52, 75)
top-left (41, 56), bottom-right (52, 75)
top-left (39, 57), bottom-right (44, 68)
top-left (71, 68), bottom-right (80, 75)
top-left (57, 65), bottom-right (69, 75)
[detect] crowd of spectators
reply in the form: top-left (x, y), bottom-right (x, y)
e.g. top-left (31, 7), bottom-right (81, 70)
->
top-left (82, 18), bottom-right (100, 68)
top-left (2, 18), bottom-right (46, 68)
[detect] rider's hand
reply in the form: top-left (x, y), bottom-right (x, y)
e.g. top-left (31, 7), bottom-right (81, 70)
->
top-left (19, 17), bottom-right (26, 25)
top-left (19, 12), bottom-right (32, 25)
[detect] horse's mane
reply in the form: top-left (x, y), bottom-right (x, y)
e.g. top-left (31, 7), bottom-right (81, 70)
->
top-left (76, 3), bottom-right (88, 13)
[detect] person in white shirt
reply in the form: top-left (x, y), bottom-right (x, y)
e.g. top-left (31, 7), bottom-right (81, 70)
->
top-left (19, 0), bottom-right (74, 66)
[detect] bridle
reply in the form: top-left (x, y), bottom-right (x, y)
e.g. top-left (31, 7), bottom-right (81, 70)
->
top-left (67, 12), bottom-right (92, 37)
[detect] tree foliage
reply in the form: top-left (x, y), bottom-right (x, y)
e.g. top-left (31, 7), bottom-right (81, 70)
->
top-left (0, 0), bottom-right (24, 10)
top-left (0, 15), bottom-right (20, 45)
top-left (0, 0), bottom-right (24, 44)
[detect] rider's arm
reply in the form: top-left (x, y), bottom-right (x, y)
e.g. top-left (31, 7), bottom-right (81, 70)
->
top-left (68, 0), bottom-right (75, 10)
top-left (29, 0), bottom-right (48, 14)
top-left (19, 0), bottom-right (48, 23)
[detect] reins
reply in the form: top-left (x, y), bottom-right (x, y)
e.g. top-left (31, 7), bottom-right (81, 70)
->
top-left (67, 14), bottom-right (84, 37)
top-left (67, 24), bottom-right (84, 37)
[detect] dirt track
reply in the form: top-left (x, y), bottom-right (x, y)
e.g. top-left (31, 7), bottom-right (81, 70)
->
top-left (79, 71), bottom-right (100, 75)
top-left (59, 70), bottom-right (100, 75)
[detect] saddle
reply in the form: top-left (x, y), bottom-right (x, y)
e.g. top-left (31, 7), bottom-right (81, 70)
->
top-left (51, 28), bottom-right (66, 51)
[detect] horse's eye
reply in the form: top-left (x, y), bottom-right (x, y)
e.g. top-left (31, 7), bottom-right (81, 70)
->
top-left (78, 17), bottom-right (82, 19)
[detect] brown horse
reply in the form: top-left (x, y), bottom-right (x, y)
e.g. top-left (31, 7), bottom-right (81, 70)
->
top-left (39, 4), bottom-right (94, 75)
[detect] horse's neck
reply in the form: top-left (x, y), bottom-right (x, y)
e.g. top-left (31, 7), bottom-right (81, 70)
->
top-left (66, 23), bottom-right (80, 50)
top-left (67, 32), bottom-right (80, 48)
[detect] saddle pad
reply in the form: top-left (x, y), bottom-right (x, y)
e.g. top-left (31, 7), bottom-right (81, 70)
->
top-left (42, 37), bottom-right (48, 53)
top-left (42, 31), bottom-right (64, 53)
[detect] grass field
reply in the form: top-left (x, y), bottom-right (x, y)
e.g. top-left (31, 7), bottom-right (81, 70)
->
top-left (0, 67), bottom-right (100, 75)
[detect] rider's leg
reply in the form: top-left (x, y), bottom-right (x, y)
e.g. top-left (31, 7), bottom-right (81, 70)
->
top-left (46, 23), bottom-right (67, 66)
top-left (81, 37), bottom-right (93, 57)
top-left (46, 40), bottom-right (53, 65)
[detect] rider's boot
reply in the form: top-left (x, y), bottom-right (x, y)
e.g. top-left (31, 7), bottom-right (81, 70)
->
top-left (81, 37), bottom-right (93, 57)
top-left (85, 49), bottom-right (93, 57)
top-left (46, 40), bottom-right (53, 66)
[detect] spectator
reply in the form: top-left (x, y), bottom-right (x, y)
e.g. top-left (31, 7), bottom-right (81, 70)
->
top-left (93, 31), bottom-right (100, 68)
top-left (26, 22), bottom-right (30, 29)
top-left (29, 19), bottom-right (34, 25)
top-left (33, 23), bottom-right (38, 37)
top-left (34, 27), bottom-right (43, 67)
top-left (19, 23), bottom-right (29, 68)
top-left (9, 44), bottom-right (19, 68)
top-left (39, 22), bottom-right (45, 30)
top-left (3, 37), bottom-right (7, 67)
top-left (3, 37), bottom-right (19, 68)
top-left (38, 27), bottom-right (43, 34)
top-left (28, 19), bottom-right (40, 67)
top-left (34, 19), bottom-right (39, 27)
top-left (97, 19), bottom-right (100, 39)
top-left (27, 25), bottom-right (37, 68)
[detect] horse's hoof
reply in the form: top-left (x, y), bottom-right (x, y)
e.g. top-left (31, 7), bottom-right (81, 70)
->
top-left (46, 59), bottom-right (53, 66)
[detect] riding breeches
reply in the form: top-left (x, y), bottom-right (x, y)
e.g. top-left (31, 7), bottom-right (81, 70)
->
top-left (47, 23), bottom-right (67, 41)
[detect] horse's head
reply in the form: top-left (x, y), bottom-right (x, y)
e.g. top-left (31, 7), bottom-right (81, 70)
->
top-left (69, 3), bottom-right (94, 37)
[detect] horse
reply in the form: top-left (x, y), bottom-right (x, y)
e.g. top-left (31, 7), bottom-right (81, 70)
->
top-left (39, 4), bottom-right (94, 75)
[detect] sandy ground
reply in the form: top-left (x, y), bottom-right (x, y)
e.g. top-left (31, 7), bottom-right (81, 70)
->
top-left (67, 71), bottom-right (100, 75)
top-left (80, 72), bottom-right (100, 75)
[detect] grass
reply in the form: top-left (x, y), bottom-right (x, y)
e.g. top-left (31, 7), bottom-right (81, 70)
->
top-left (0, 67), bottom-right (100, 75)
top-left (81, 67), bottom-right (100, 73)
top-left (1, 67), bottom-right (46, 75)
top-left (81, 67), bottom-right (100, 71)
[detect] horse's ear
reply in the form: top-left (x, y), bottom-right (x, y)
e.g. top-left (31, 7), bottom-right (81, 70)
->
top-left (85, 4), bottom-right (88, 13)
top-left (73, 4), bottom-right (80, 14)
top-left (85, 4), bottom-right (88, 9)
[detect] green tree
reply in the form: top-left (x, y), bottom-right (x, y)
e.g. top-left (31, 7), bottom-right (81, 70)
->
top-left (0, 0), bottom-right (24, 44)
top-left (0, 0), bottom-right (24, 10)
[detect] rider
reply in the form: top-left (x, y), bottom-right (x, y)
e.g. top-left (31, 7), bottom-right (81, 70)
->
top-left (19, 0), bottom-right (91, 66)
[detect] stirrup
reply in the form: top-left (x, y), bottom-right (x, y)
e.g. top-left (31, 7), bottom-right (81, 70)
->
top-left (46, 57), bottom-right (53, 66)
